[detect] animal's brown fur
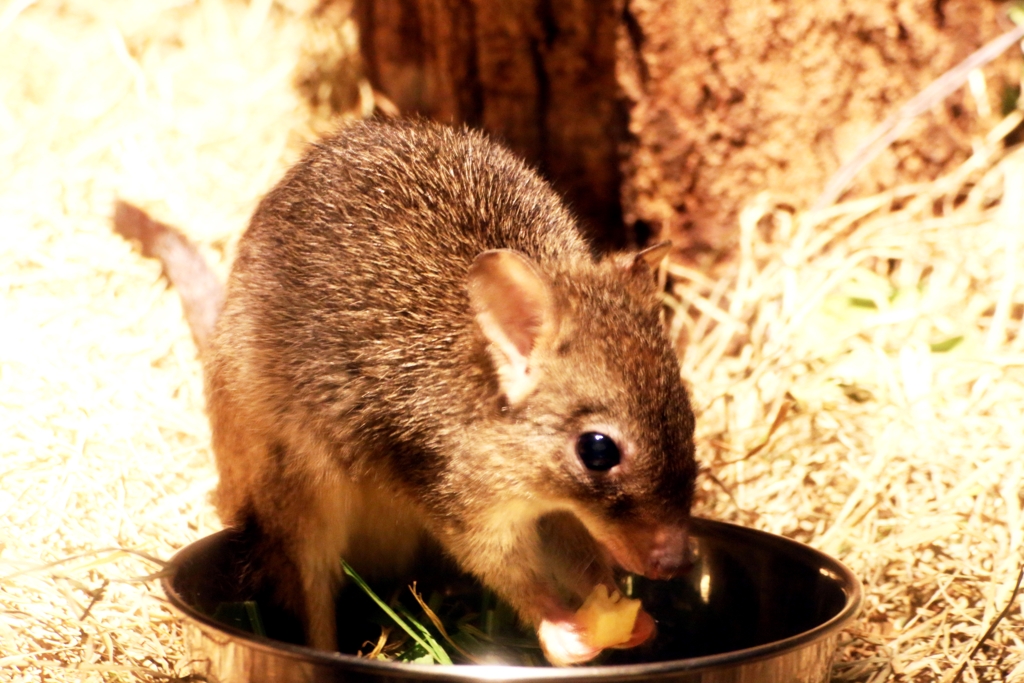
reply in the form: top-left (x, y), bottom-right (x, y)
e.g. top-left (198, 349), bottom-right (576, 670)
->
top-left (119, 119), bottom-right (697, 664)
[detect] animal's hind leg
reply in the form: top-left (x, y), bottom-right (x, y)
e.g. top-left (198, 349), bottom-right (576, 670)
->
top-left (298, 544), bottom-right (342, 651)
top-left (259, 464), bottom-right (357, 651)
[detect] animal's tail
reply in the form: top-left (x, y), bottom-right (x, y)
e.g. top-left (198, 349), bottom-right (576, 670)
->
top-left (113, 200), bottom-right (225, 353)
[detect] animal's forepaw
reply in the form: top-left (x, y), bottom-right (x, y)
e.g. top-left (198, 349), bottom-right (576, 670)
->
top-left (538, 609), bottom-right (656, 666)
top-left (537, 617), bottom-right (603, 666)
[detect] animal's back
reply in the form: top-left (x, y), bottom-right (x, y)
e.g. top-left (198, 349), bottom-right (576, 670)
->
top-left (121, 120), bottom-right (696, 662)
top-left (206, 120), bottom-right (591, 520)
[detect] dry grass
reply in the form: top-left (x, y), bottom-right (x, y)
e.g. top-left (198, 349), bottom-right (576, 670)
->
top-left (0, 0), bottom-right (352, 679)
top-left (673, 119), bottom-right (1024, 681)
top-left (1, 1), bottom-right (1022, 681)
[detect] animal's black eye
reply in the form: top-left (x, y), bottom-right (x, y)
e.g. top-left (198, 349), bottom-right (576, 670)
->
top-left (576, 432), bottom-right (620, 471)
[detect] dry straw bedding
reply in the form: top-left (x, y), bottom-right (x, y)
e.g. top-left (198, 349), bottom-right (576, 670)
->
top-left (1, 1), bottom-right (1022, 681)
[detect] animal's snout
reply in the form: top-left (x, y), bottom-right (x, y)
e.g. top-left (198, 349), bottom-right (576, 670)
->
top-left (594, 519), bottom-right (693, 580)
top-left (642, 525), bottom-right (692, 580)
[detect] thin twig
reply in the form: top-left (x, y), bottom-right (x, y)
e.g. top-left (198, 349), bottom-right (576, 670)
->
top-left (950, 564), bottom-right (1024, 683)
top-left (718, 398), bottom-right (793, 465)
top-left (409, 583), bottom-right (480, 664)
top-left (0, 547), bottom-right (167, 583)
top-left (813, 22), bottom-right (1024, 209)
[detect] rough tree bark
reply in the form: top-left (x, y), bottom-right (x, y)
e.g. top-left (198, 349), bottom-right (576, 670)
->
top-left (354, 0), bottom-right (630, 249)
top-left (621, 0), bottom-right (1016, 262)
top-left (351, 0), bottom-right (1017, 260)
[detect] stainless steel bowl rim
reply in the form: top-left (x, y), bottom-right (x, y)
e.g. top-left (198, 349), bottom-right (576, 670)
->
top-left (164, 518), bottom-right (862, 681)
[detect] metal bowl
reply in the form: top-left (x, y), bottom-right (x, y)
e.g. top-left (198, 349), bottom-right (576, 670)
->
top-left (163, 518), bottom-right (860, 682)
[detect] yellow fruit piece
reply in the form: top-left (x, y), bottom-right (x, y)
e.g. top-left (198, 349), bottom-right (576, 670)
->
top-left (575, 584), bottom-right (642, 649)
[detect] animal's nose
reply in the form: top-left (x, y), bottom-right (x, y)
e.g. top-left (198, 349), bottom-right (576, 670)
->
top-left (643, 526), bottom-right (692, 579)
top-left (645, 553), bottom-right (692, 579)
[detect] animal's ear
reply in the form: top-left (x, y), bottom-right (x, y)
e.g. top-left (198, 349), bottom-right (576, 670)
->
top-left (635, 240), bottom-right (672, 269)
top-left (614, 240), bottom-right (672, 277)
top-left (467, 250), bottom-right (556, 405)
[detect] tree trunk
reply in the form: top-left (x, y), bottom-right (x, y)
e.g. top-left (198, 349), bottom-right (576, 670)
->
top-left (352, 0), bottom-right (1017, 260)
top-left (354, 0), bottom-right (630, 250)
